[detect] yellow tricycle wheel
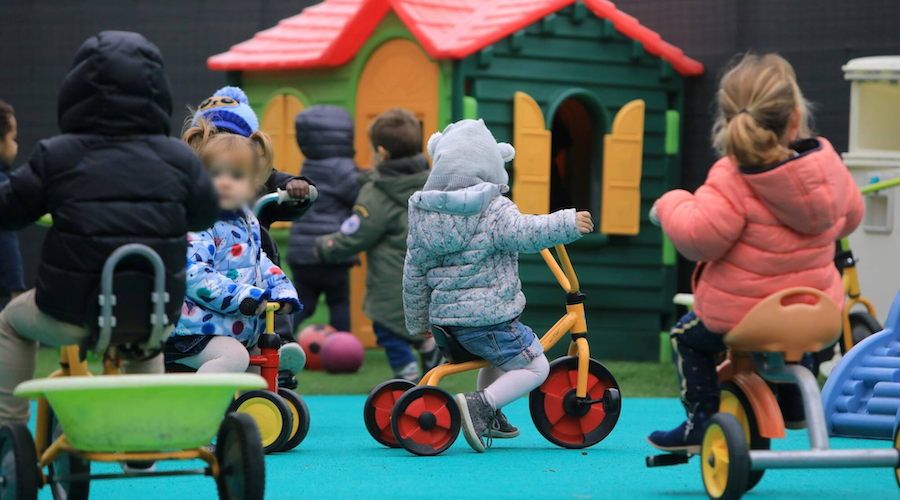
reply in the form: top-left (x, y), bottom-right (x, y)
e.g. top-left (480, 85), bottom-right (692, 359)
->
top-left (719, 382), bottom-right (769, 491)
top-left (229, 390), bottom-right (292, 454)
top-left (894, 422), bottom-right (900, 489)
top-left (701, 414), bottom-right (750, 500)
top-left (277, 389), bottom-right (310, 452)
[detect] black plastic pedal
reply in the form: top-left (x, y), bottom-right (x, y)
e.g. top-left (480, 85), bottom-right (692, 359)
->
top-left (646, 454), bottom-right (691, 467)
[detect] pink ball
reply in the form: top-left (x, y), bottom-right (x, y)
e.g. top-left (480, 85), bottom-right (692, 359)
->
top-left (320, 332), bottom-right (365, 374)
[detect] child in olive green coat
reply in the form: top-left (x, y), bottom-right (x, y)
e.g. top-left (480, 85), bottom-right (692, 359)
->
top-left (315, 108), bottom-right (442, 381)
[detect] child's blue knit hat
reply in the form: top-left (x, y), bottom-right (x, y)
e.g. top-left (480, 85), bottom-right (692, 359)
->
top-left (193, 86), bottom-right (258, 138)
top-left (423, 119), bottom-right (515, 192)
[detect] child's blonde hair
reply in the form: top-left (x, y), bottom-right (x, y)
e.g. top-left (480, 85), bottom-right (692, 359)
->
top-left (712, 53), bottom-right (812, 169)
top-left (182, 116), bottom-right (274, 185)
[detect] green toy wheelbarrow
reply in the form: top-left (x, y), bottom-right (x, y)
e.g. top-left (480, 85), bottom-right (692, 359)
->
top-left (0, 244), bottom-right (269, 500)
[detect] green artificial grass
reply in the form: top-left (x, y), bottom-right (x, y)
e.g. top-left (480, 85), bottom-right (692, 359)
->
top-left (35, 346), bottom-right (679, 397)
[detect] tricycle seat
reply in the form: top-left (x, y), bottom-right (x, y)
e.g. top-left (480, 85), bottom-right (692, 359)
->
top-left (724, 287), bottom-right (841, 362)
top-left (432, 326), bottom-right (482, 365)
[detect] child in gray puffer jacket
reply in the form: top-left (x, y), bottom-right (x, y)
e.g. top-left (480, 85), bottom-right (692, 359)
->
top-left (403, 119), bottom-right (594, 453)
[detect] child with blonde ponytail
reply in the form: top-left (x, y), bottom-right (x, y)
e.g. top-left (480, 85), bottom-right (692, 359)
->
top-left (647, 53), bottom-right (864, 452)
top-left (164, 118), bottom-right (307, 376)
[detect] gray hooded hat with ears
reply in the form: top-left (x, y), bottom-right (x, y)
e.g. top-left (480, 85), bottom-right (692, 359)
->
top-left (423, 119), bottom-right (516, 192)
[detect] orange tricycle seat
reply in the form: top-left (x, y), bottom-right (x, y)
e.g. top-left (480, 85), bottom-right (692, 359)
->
top-left (724, 287), bottom-right (842, 362)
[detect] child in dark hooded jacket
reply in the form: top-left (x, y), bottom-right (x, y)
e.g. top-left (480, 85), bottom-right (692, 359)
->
top-left (0, 31), bottom-right (218, 424)
top-left (287, 106), bottom-right (360, 332)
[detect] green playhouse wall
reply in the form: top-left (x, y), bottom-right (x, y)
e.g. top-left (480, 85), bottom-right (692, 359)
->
top-left (452, 3), bottom-right (685, 360)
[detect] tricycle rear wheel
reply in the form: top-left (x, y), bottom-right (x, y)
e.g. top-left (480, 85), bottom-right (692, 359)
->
top-left (216, 413), bottom-right (265, 500)
top-left (0, 423), bottom-right (39, 500)
top-left (276, 389), bottom-right (310, 452)
top-left (364, 379), bottom-right (416, 448)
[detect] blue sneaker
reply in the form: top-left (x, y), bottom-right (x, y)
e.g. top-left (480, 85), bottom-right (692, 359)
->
top-left (646, 411), bottom-right (713, 454)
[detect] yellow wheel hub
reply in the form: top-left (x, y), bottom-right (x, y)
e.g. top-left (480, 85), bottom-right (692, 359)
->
top-left (286, 399), bottom-right (300, 440)
top-left (237, 397), bottom-right (284, 448)
top-left (702, 423), bottom-right (730, 499)
top-left (720, 390), bottom-right (751, 444)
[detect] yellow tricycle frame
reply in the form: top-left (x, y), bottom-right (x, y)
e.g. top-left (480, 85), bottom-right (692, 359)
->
top-left (419, 244), bottom-right (592, 398)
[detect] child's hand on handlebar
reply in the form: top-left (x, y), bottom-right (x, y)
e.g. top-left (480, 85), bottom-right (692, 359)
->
top-left (285, 179), bottom-right (310, 200)
top-left (239, 297), bottom-right (269, 316)
top-left (576, 211), bottom-right (594, 234)
top-left (274, 302), bottom-right (294, 315)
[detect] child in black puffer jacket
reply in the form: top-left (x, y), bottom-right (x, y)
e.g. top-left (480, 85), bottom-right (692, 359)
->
top-left (0, 31), bottom-right (219, 424)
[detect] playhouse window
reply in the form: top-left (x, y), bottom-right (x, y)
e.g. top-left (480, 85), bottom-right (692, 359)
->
top-left (549, 98), bottom-right (596, 212)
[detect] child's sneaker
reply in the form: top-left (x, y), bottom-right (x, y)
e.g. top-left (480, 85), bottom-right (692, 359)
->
top-left (456, 391), bottom-right (499, 453)
top-left (279, 342), bottom-right (306, 376)
top-left (646, 410), bottom-right (714, 454)
top-left (395, 361), bottom-right (420, 383)
top-left (489, 409), bottom-right (519, 439)
top-left (121, 461), bottom-right (157, 474)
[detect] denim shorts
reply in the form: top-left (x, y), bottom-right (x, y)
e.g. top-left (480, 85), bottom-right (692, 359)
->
top-left (447, 319), bottom-right (543, 370)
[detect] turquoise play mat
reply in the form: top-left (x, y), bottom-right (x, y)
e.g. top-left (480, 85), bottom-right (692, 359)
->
top-left (32, 397), bottom-right (896, 499)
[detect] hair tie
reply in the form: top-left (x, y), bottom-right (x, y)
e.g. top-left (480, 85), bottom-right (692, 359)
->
top-left (738, 109), bottom-right (750, 115)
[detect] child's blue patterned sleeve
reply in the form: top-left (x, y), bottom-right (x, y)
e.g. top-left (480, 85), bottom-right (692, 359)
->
top-left (186, 230), bottom-right (268, 314)
top-left (259, 250), bottom-right (302, 313)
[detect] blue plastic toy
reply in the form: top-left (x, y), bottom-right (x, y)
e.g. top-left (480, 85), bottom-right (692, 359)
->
top-left (823, 288), bottom-right (900, 439)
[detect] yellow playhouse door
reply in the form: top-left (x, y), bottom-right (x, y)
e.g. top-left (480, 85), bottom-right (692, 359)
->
top-left (352, 38), bottom-right (439, 347)
top-left (261, 93), bottom-right (306, 230)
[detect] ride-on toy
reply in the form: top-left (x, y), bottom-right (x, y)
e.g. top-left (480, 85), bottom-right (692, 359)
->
top-left (363, 244), bottom-right (622, 456)
top-left (1, 244), bottom-right (268, 500)
top-left (647, 287), bottom-right (900, 500)
top-left (224, 303), bottom-right (311, 454)
top-left (168, 303), bottom-right (310, 455)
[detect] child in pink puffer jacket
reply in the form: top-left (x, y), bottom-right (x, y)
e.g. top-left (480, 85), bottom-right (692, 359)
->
top-left (648, 54), bottom-right (864, 453)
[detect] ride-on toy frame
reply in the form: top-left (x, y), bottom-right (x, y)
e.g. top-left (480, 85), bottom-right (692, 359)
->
top-left (0, 244), bottom-right (268, 500)
top-left (364, 245), bottom-right (622, 456)
top-left (647, 287), bottom-right (900, 500)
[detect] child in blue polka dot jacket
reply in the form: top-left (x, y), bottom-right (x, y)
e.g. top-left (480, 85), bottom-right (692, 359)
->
top-left (164, 117), bottom-right (306, 375)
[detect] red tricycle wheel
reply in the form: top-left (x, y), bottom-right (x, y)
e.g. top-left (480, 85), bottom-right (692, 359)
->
top-left (363, 379), bottom-right (416, 448)
top-left (529, 356), bottom-right (620, 449)
top-left (390, 386), bottom-right (461, 456)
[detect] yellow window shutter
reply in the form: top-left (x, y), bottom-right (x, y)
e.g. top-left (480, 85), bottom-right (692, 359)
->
top-left (512, 91), bottom-right (551, 215)
top-left (601, 99), bottom-right (645, 235)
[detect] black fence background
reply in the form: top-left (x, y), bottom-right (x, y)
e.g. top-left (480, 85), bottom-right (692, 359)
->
top-left (2, 0), bottom-right (900, 294)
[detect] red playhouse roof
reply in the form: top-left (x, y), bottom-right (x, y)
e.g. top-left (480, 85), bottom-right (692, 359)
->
top-left (208, 0), bottom-right (703, 77)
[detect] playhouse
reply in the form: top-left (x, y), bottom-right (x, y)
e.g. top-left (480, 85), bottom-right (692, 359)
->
top-left (208, 0), bottom-right (703, 359)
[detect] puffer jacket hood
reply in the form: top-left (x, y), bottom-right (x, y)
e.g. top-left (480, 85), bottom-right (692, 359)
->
top-left (295, 105), bottom-right (354, 160)
top-left (740, 138), bottom-right (854, 235)
top-left (58, 31), bottom-right (172, 136)
top-left (372, 154), bottom-right (431, 207)
top-left (408, 183), bottom-right (501, 255)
